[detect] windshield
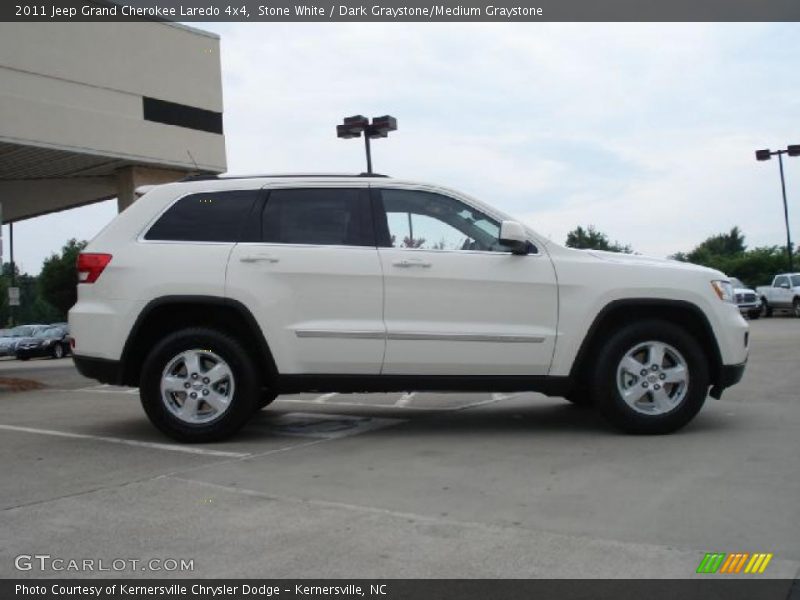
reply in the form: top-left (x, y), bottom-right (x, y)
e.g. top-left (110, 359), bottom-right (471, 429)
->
top-left (10, 325), bottom-right (36, 337)
top-left (35, 328), bottom-right (62, 339)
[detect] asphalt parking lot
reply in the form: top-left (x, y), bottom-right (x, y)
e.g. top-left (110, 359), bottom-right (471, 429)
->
top-left (1, 318), bottom-right (798, 580)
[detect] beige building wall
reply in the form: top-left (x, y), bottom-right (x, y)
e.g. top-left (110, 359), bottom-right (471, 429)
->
top-left (0, 21), bottom-right (227, 221)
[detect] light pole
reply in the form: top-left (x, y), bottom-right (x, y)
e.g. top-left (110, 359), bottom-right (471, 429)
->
top-left (337, 115), bottom-right (397, 174)
top-left (756, 145), bottom-right (799, 271)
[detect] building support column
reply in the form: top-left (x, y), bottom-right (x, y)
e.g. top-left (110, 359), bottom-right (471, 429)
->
top-left (116, 166), bottom-right (137, 213)
top-left (116, 166), bottom-right (192, 213)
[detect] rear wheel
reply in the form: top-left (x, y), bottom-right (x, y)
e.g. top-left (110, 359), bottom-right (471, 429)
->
top-left (140, 327), bottom-right (259, 442)
top-left (591, 320), bottom-right (709, 434)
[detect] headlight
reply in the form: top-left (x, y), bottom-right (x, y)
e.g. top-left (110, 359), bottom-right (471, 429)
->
top-left (711, 280), bottom-right (735, 303)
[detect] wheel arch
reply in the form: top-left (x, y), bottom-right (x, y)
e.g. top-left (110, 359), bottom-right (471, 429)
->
top-left (120, 296), bottom-right (278, 387)
top-left (568, 299), bottom-right (723, 392)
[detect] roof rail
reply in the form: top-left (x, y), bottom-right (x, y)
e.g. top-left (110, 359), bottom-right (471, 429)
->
top-left (179, 172), bottom-right (390, 182)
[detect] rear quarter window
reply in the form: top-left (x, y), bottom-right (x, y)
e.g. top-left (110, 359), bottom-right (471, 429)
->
top-left (261, 188), bottom-right (372, 246)
top-left (145, 190), bottom-right (259, 242)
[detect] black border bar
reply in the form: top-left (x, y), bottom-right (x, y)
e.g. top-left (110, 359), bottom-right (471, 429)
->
top-left (3, 0), bottom-right (800, 22)
top-left (3, 579), bottom-right (800, 600)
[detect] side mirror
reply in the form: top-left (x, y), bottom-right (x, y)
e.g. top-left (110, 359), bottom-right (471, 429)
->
top-left (780, 282), bottom-right (791, 289)
top-left (499, 220), bottom-right (529, 255)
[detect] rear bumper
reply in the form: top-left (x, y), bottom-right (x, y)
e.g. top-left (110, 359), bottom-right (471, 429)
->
top-left (709, 362), bottom-right (746, 399)
top-left (73, 355), bottom-right (123, 385)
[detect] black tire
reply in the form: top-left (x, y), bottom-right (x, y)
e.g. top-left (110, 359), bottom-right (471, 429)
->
top-left (590, 320), bottom-right (709, 434)
top-left (747, 309), bottom-right (760, 320)
top-left (52, 344), bottom-right (65, 359)
top-left (761, 299), bottom-right (772, 318)
top-left (17, 356), bottom-right (30, 361)
top-left (140, 327), bottom-right (259, 443)
top-left (793, 298), bottom-right (800, 319)
top-left (259, 391), bottom-right (279, 410)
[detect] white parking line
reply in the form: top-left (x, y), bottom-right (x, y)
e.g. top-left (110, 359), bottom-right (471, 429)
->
top-left (491, 393), bottom-right (520, 402)
top-left (278, 398), bottom-right (434, 410)
top-left (394, 392), bottom-right (416, 407)
top-left (43, 386), bottom-right (138, 394)
top-left (0, 424), bottom-right (251, 458)
top-left (313, 392), bottom-right (339, 404)
top-left (278, 394), bottom-right (506, 412)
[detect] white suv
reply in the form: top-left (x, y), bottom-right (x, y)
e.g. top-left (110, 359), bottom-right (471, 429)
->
top-left (69, 175), bottom-right (749, 441)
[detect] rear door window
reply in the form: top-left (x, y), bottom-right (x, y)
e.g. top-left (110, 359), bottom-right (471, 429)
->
top-left (145, 190), bottom-right (260, 242)
top-left (261, 188), bottom-right (373, 246)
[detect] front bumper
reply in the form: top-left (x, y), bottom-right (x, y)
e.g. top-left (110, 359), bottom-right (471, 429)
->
top-left (736, 303), bottom-right (760, 314)
top-left (15, 347), bottom-right (48, 358)
top-left (709, 362), bottom-right (747, 399)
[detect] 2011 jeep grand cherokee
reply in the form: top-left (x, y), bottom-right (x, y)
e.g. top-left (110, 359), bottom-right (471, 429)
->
top-left (69, 174), bottom-right (749, 442)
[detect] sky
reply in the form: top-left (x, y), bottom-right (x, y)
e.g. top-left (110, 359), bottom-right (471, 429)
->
top-left (4, 22), bottom-right (800, 274)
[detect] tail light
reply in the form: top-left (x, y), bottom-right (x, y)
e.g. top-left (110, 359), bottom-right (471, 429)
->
top-left (77, 253), bottom-right (112, 283)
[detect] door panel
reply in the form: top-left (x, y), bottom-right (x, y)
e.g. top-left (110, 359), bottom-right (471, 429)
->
top-left (375, 188), bottom-right (558, 376)
top-left (226, 187), bottom-right (384, 375)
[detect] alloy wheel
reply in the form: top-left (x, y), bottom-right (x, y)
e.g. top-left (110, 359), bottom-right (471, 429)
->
top-left (616, 340), bottom-right (689, 416)
top-left (160, 349), bottom-right (235, 424)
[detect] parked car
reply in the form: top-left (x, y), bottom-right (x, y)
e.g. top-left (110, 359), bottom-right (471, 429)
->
top-left (0, 329), bottom-right (13, 357)
top-left (756, 273), bottom-right (800, 318)
top-left (15, 325), bottom-right (71, 360)
top-left (69, 174), bottom-right (749, 442)
top-left (0, 324), bottom-right (47, 357)
top-left (729, 278), bottom-right (761, 319)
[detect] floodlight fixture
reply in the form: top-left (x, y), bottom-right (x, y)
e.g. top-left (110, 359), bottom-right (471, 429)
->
top-left (755, 149), bottom-right (772, 161)
top-left (337, 114), bottom-right (398, 173)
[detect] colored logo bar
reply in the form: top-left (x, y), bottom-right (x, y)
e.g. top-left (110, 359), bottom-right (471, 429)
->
top-left (697, 553), bottom-right (773, 574)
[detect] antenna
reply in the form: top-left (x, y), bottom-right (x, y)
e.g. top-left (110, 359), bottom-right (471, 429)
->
top-left (186, 150), bottom-right (200, 173)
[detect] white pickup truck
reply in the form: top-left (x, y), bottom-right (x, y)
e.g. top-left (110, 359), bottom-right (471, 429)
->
top-left (756, 273), bottom-right (800, 318)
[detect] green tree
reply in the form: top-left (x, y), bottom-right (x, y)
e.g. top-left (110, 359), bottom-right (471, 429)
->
top-left (675, 227), bottom-right (746, 264)
top-left (38, 239), bottom-right (87, 320)
top-left (671, 228), bottom-right (794, 289)
top-left (565, 225), bottom-right (633, 253)
top-left (0, 263), bottom-right (61, 326)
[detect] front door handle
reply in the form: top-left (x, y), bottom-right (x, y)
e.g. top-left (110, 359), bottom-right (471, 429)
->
top-left (392, 258), bottom-right (432, 268)
top-left (240, 254), bottom-right (279, 264)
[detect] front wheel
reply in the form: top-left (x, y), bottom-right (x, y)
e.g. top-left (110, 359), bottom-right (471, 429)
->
top-left (52, 344), bottom-right (65, 359)
top-left (793, 298), bottom-right (800, 318)
top-left (591, 320), bottom-right (709, 434)
top-left (747, 309), bottom-right (760, 320)
top-left (761, 299), bottom-right (772, 318)
top-left (140, 328), bottom-right (259, 442)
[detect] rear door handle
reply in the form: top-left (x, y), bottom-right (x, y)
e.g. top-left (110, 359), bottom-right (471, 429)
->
top-left (240, 253), bottom-right (279, 264)
top-left (392, 258), bottom-right (432, 268)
